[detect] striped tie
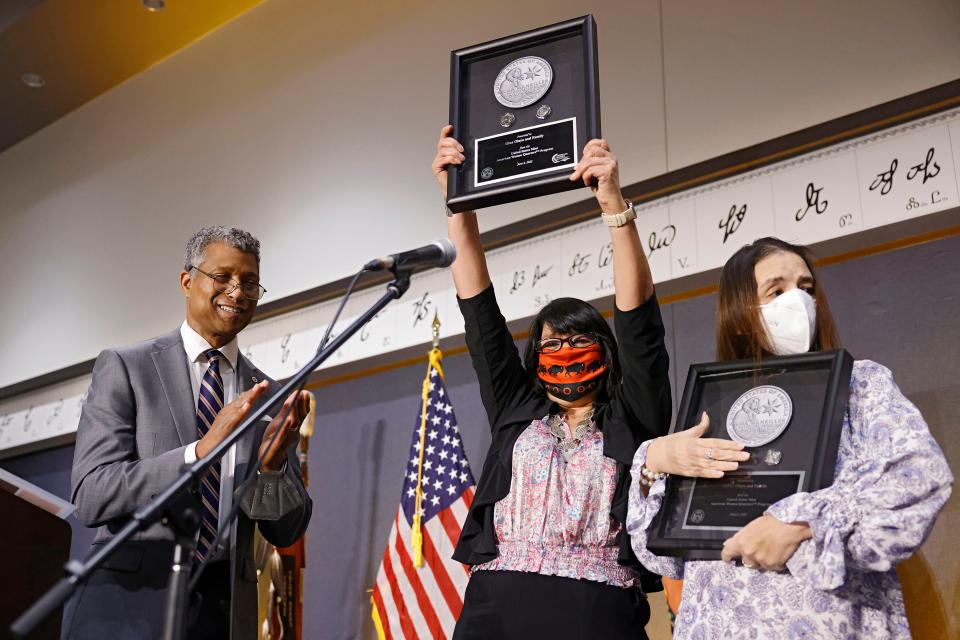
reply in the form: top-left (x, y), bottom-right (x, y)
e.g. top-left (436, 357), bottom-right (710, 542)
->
top-left (195, 349), bottom-right (224, 563)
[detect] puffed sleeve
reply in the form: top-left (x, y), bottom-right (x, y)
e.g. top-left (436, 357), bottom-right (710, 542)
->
top-left (625, 439), bottom-right (685, 579)
top-left (766, 360), bottom-right (953, 591)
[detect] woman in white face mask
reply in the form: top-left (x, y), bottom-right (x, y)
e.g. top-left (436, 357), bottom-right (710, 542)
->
top-left (624, 237), bottom-right (952, 639)
top-left (716, 237), bottom-right (840, 359)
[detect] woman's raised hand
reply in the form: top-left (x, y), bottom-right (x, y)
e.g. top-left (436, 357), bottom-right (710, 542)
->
top-left (432, 125), bottom-right (465, 199)
top-left (569, 139), bottom-right (627, 213)
top-left (434, 124), bottom-right (489, 297)
top-left (644, 413), bottom-right (750, 478)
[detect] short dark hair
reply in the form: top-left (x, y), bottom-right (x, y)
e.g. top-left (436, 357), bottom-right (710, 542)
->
top-left (717, 237), bottom-right (841, 361)
top-left (184, 226), bottom-right (260, 271)
top-left (522, 297), bottom-right (621, 402)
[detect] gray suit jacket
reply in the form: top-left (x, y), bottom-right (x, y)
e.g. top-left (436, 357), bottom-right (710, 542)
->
top-left (64, 328), bottom-right (312, 639)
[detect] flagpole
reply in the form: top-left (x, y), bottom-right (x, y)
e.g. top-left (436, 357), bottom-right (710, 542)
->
top-left (371, 312), bottom-right (476, 637)
top-left (410, 311), bottom-right (443, 568)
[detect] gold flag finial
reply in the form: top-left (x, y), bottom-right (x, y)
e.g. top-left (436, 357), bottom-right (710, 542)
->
top-left (431, 310), bottom-right (441, 349)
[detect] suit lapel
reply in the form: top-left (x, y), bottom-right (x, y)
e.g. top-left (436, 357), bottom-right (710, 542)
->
top-left (236, 354), bottom-right (263, 394)
top-left (151, 330), bottom-right (196, 447)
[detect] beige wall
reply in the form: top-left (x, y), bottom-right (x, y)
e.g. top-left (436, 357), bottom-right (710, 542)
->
top-left (1, 0), bottom-right (958, 387)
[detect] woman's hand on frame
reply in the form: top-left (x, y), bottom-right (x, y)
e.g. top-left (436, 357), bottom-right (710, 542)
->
top-left (432, 125), bottom-right (464, 199)
top-left (721, 515), bottom-right (812, 571)
top-left (644, 413), bottom-right (750, 478)
top-left (570, 138), bottom-right (627, 213)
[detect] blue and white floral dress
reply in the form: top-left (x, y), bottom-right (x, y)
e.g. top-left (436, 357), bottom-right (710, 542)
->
top-left (626, 360), bottom-right (953, 639)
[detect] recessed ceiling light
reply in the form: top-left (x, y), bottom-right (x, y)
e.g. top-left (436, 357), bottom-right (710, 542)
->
top-left (21, 73), bottom-right (45, 89)
top-left (142, 0), bottom-right (165, 11)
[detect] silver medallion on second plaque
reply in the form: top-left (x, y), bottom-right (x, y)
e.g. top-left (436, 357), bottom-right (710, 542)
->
top-left (494, 56), bottom-right (553, 108)
top-left (726, 385), bottom-right (793, 447)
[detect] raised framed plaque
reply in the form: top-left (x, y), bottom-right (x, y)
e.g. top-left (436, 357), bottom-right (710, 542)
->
top-left (647, 349), bottom-right (854, 560)
top-left (446, 15), bottom-right (600, 213)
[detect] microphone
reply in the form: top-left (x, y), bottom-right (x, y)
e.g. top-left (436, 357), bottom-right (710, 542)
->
top-left (364, 238), bottom-right (457, 272)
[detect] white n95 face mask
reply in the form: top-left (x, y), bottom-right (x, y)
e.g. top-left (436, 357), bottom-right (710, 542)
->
top-left (759, 288), bottom-right (817, 355)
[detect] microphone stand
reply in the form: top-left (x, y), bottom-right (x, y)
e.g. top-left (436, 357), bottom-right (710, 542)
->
top-left (10, 269), bottom-right (412, 640)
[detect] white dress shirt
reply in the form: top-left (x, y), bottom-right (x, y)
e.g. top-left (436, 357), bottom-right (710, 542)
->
top-left (180, 320), bottom-right (238, 549)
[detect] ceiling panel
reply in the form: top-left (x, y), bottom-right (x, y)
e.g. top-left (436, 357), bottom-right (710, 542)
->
top-left (0, 0), bottom-right (266, 153)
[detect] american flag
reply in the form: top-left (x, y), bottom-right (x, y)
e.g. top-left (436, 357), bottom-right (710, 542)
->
top-left (372, 355), bottom-right (476, 640)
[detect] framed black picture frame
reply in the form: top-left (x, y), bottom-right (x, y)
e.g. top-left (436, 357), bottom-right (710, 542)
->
top-left (446, 15), bottom-right (601, 213)
top-left (647, 349), bottom-right (854, 560)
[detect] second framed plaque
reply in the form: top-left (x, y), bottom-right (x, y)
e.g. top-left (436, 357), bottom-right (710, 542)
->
top-left (647, 350), bottom-right (854, 560)
top-left (446, 15), bottom-right (600, 213)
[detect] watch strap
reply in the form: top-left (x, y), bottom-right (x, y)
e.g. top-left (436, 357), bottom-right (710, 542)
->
top-left (601, 201), bottom-right (636, 227)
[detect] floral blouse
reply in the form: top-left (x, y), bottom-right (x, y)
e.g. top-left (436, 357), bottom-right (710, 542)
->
top-left (473, 414), bottom-right (641, 588)
top-left (626, 360), bottom-right (953, 639)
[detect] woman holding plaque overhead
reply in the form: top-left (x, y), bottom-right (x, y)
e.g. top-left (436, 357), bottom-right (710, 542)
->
top-left (625, 237), bottom-right (953, 639)
top-left (432, 125), bottom-right (672, 639)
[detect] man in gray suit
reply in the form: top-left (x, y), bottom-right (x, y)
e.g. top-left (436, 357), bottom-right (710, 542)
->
top-left (64, 226), bottom-right (313, 639)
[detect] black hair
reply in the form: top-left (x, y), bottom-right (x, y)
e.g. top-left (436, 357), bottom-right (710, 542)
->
top-left (522, 297), bottom-right (621, 402)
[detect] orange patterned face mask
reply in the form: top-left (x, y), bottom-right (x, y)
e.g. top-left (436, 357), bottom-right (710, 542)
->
top-left (536, 344), bottom-right (607, 401)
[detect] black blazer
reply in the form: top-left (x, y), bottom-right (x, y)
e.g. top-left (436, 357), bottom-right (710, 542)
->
top-left (452, 286), bottom-right (672, 588)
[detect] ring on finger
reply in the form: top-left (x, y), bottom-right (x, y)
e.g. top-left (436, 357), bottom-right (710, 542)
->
top-left (705, 448), bottom-right (714, 461)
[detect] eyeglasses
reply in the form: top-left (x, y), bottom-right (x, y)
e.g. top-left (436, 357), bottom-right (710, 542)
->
top-left (535, 332), bottom-right (599, 353)
top-left (190, 266), bottom-right (267, 301)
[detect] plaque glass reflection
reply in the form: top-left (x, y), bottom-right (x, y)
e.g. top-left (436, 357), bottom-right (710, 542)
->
top-left (447, 15), bottom-right (600, 213)
top-left (647, 350), bottom-right (853, 560)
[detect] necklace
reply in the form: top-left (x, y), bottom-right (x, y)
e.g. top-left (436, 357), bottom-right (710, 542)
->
top-left (545, 408), bottom-right (596, 462)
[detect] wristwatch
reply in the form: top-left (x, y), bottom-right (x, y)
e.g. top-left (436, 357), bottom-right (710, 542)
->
top-left (601, 201), bottom-right (636, 227)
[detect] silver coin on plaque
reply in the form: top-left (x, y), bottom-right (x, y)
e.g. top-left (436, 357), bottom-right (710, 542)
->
top-left (493, 56), bottom-right (554, 109)
top-left (726, 385), bottom-right (793, 447)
